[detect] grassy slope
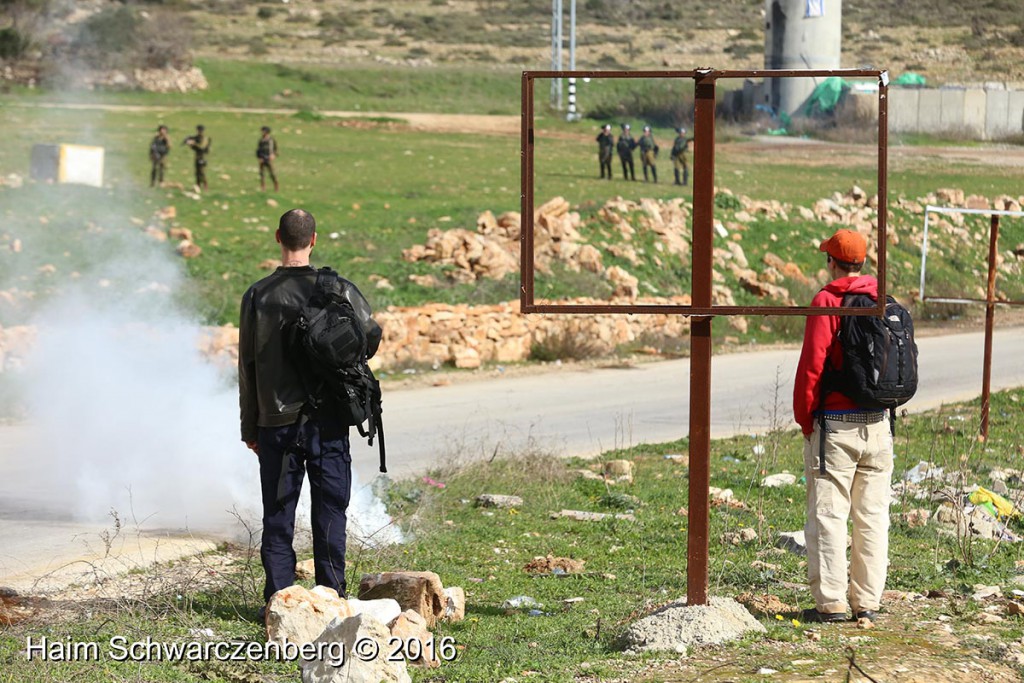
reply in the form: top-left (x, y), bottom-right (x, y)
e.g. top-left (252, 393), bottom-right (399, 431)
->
top-left (1, 94), bottom-right (1021, 339)
top-left (2, 389), bottom-right (1023, 682)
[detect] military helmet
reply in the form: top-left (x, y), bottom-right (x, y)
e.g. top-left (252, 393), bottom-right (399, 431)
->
top-left (676, 127), bottom-right (687, 134)
top-left (196, 124), bottom-right (205, 132)
top-left (602, 124), bottom-right (611, 131)
top-left (157, 124), bottom-right (167, 132)
top-left (261, 126), bottom-right (271, 133)
top-left (621, 123), bottom-right (630, 130)
top-left (643, 125), bottom-right (651, 132)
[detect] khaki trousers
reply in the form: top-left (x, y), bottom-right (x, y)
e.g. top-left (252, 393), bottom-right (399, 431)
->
top-left (803, 418), bottom-right (893, 614)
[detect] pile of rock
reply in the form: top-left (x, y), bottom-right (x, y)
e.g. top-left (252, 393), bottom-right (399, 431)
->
top-left (78, 66), bottom-right (208, 93)
top-left (374, 296), bottom-right (692, 369)
top-left (265, 570), bottom-right (465, 680)
top-left (402, 196), bottom-right (685, 302)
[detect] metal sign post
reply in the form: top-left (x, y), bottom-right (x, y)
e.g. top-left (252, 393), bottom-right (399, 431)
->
top-left (521, 68), bottom-right (890, 605)
top-left (920, 206), bottom-right (1024, 441)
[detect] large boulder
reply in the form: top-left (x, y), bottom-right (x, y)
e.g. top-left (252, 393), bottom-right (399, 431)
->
top-left (266, 585), bottom-right (353, 646)
top-left (358, 572), bottom-right (446, 627)
top-left (301, 614), bottom-right (411, 683)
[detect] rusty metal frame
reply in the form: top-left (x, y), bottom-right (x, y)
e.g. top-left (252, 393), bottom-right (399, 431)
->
top-left (520, 68), bottom-right (890, 317)
top-left (520, 68), bottom-right (891, 607)
top-left (919, 205), bottom-right (1024, 439)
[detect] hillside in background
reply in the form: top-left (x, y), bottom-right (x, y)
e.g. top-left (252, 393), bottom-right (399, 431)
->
top-left (179, 0), bottom-right (1024, 84)
top-left (3, 0), bottom-right (1024, 88)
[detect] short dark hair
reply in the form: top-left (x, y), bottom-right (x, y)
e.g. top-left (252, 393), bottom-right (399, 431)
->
top-left (278, 209), bottom-right (316, 250)
top-left (828, 254), bottom-right (864, 273)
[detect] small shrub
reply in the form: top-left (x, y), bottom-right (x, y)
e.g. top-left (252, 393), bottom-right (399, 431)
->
top-left (292, 109), bottom-right (324, 122)
top-left (714, 191), bottom-right (742, 211)
top-left (0, 27), bottom-right (29, 60)
top-left (256, 6), bottom-right (275, 19)
top-left (248, 37), bottom-right (269, 56)
top-left (530, 330), bottom-right (604, 362)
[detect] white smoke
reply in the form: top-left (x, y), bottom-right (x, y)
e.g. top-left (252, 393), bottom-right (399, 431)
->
top-left (4, 157), bottom-right (401, 548)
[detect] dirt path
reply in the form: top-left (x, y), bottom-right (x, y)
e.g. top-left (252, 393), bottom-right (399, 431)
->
top-left (7, 101), bottom-right (521, 136)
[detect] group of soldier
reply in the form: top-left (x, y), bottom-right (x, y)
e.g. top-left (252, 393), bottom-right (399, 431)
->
top-left (596, 123), bottom-right (691, 186)
top-left (148, 124), bottom-right (279, 192)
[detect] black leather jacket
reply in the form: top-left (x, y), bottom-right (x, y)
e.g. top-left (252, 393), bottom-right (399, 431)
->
top-left (238, 265), bottom-right (382, 443)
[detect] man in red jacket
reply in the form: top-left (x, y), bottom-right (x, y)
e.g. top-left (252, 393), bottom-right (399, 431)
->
top-left (793, 229), bottom-right (893, 624)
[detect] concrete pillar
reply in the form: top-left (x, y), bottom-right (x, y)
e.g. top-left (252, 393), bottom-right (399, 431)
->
top-left (764, 0), bottom-right (842, 116)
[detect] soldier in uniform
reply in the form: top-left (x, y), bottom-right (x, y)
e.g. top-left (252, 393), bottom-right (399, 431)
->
top-left (149, 124), bottom-right (171, 188)
top-left (616, 123), bottom-right (637, 181)
top-left (183, 124), bottom-right (211, 191)
top-left (670, 127), bottom-right (690, 186)
top-left (256, 126), bottom-right (279, 192)
top-left (595, 123), bottom-right (614, 180)
top-left (638, 125), bottom-right (659, 183)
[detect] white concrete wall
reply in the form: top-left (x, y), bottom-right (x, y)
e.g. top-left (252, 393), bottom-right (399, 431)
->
top-left (885, 87), bottom-right (1024, 140)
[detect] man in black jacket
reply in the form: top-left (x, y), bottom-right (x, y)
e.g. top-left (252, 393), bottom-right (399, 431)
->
top-left (239, 209), bottom-right (382, 618)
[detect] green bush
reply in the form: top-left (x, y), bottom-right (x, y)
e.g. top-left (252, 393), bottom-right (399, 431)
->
top-left (68, 5), bottom-right (192, 70)
top-left (586, 81), bottom-right (695, 128)
top-left (256, 6), bottom-right (275, 19)
top-left (0, 26), bottom-right (29, 60)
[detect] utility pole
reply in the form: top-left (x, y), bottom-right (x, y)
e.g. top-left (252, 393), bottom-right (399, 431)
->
top-left (550, 0), bottom-right (563, 110)
top-left (566, 0), bottom-right (580, 121)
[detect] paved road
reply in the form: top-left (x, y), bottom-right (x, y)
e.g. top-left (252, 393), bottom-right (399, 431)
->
top-left (369, 326), bottom-right (1024, 479)
top-left (2, 326), bottom-right (1022, 590)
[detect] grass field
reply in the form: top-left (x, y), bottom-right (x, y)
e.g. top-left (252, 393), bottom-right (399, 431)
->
top-left (2, 63), bottom-right (1024, 339)
top-left (3, 388), bottom-right (1023, 682)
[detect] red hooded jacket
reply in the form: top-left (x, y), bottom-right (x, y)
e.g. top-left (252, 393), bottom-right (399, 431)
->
top-left (793, 274), bottom-right (879, 435)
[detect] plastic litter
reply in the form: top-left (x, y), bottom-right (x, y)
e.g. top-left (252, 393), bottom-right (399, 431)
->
top-left (970, 487), bottom-right (1020, 518)
top-left (502, 596), bottom-right (541, 609)
top-left (904, 461), bottom-right (943, 484)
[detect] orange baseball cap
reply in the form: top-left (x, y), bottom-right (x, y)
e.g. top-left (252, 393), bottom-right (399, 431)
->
top-left (819, 229), bottom-right (866, 264)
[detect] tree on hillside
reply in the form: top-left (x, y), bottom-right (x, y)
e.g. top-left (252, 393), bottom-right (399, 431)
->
top-left (0, 0), bottom-right (50, 60)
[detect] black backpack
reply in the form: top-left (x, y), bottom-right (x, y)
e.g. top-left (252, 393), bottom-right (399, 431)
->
top-left (292, 268), bottom-right (386, 474)
top-left (825, 293), bottom-right (919, 410)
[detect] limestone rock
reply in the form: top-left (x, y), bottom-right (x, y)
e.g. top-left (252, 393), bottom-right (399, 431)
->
top-left (619, 597), bottom-right (766, 652)
top-left (605, 266), bottom-right (639, 300)
top-left (776, 531), bottom-right (807, 556)
top-left (266, 585), bottom-right (354, 646)
top-left (761, 473), bottom-right (797, 488)
top-left (358, 572), bottom-right (445, 627)
top-left (301, 614), bottom-right (411, 683)
top-left (295, 558), bottom-right (315, 581)
top-left (176, 240), bottom-right (202, 259)
top-left (523, 555), bottom-right (585, 574)
top-left (476, 494), bottom-right (523, 509)
top-left (441, 587), bottom-right (465, 623)
top-left (168, 226), bottom-right (193, 241)
top-left (604, 459), bottom-right (635, 483)
top-left (551, 509), bottom-right (636, 522)
top-left (348, 598), bottom-right (402, 627)
top-left (389, 610), bottom-right (438, 668)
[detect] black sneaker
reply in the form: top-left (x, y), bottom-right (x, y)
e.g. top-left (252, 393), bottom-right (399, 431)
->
top-left (800, 608), bottom-right (847, 623)
top-left (855, 610), bottom-right (878, 622)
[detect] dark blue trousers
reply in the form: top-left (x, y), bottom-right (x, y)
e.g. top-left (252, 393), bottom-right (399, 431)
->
top-left (258, 418), bottom-right (351, 603)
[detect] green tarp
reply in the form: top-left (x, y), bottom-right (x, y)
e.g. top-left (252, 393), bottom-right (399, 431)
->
top-left (893, 72), bottom-right (927, 87)
top-left (802, 76), bottom-right (849, 116)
